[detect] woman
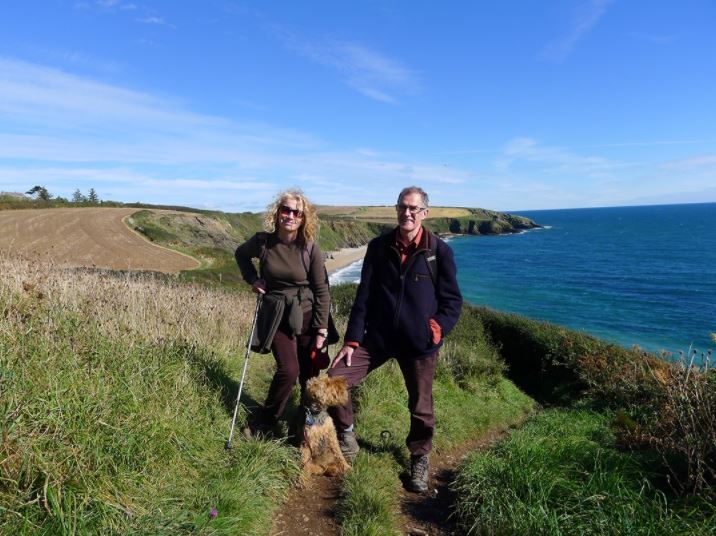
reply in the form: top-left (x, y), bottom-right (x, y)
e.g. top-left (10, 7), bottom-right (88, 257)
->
top-left (235, 189), bottom-right (330, 437)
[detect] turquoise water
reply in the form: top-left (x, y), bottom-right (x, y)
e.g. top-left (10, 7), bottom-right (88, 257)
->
top-left (332, 203), bottom-right (716, 356)
top-left (451, 203), bottom-right (716, 356)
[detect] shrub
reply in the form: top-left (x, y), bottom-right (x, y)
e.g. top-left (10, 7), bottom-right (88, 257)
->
top-left (437, 308), bottom-right (506, 388)
top-left (627, 350), bottom-right (716, 496)
top-left (475, 306), bottom-right (669, 411)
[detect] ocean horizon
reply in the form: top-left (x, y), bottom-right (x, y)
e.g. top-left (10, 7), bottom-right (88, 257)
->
top-left (331, 202), bottom-right (716, 358)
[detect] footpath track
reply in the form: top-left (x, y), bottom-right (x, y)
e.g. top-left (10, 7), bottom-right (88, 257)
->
top-left (0, 207), bottom-right (199, 273)
top-left (271, 428), bottom-right (510, 536)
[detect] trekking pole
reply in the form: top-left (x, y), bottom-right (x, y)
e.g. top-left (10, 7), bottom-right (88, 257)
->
top-left (225, 294), bottom-right (263, 451)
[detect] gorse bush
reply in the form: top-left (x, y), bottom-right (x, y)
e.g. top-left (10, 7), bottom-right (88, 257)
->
top-left (628, 350), bottom-right (716, 496)
top-left (476, 306), bottom-right (669, 409)
top-left (328, 282), bottom-right (359, 318)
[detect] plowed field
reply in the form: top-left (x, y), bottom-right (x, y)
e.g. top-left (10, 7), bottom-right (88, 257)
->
top-left (0, 208), bottom-right (199, 273)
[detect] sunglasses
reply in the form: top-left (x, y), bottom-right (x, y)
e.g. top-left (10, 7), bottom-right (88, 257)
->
top-left (279, 205), bottom-right (304, 218)
top-left (395, 203), bottom-right (426, 214)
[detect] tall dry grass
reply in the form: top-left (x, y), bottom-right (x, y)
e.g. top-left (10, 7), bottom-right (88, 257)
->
top-left (633, 349), bottom-right (716, 495)
top-left (0, 255), bottom-right (297, 534)
top-left (0, 255), bottom-right (254, 354)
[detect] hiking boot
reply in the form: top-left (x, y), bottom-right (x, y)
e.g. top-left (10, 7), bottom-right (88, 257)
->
top-left (338, 430), bottom-right (360, 463)
top-left (287, 407), bottom-right (306, 447)
top-left (242, 420), bottom-right (273, 440)
top-left (406, 454), bottom-right (430, 493)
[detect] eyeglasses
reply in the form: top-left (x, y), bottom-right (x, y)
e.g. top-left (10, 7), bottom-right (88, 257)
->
top-left (279, 205), bottom-right (304, 218)
top-left (395, 203), bottom-right (426, 214)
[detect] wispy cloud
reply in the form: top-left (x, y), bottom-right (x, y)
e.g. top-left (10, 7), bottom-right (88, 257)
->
top-left (497, 137), bottom-right (631, 178)
top-left (96, 0), bottom-right (137, 11)
top-left (138, 16), bottom-right (166, 25)
top-left (0, 57), bottom-right (455, 209)
top-left (659, 154), bottom-right (716, 171)
top-left (279, 30), bottom-right (420, 103)
top-left (92, 1), bottom-right (172, 28)
top-left (541, 0), bottom-right (614, 62)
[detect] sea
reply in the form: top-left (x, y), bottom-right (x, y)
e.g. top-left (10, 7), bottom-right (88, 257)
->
top-left (331, 202), bottom-right (716, 358)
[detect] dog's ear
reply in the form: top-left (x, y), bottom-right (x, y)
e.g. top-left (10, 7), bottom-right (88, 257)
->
top-left (305, 376), bottom-right (320, 401)
top-left (322, 375), bottom-right (349, 406)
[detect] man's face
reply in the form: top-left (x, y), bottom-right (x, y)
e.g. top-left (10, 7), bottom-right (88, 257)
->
top-left (396, 192), bottom-right (428, 234)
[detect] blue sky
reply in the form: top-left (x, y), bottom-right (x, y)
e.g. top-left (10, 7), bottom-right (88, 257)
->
top-left (1, 1), bottom-right (715, 211)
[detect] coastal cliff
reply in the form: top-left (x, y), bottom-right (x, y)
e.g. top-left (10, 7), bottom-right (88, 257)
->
top-left (427, 209), bottom-right (541, 236)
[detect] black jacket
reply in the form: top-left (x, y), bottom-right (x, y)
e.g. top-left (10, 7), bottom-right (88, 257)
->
top-left (345, 228), bottom-right (462, 359)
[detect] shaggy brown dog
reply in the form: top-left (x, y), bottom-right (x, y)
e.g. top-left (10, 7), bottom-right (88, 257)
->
top-left (300, 375), bottom-right (351, 477)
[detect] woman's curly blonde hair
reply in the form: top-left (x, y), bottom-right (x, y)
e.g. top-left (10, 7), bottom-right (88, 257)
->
top-left (263, 188), bottom-right (318, 243)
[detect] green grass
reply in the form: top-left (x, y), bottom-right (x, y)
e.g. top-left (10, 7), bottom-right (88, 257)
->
top-left (452, 409), bottom-right (716, 535)
top-left (338, 453), bottom-right (401, 536)
top-left (333, 340), bottom-right (534, 534)
top-left (0, 257), bottom-right (299, 535)
top-left (324, 286), bottom-right (534, 533)
top-left (5, 242), bottom-right (713, 535)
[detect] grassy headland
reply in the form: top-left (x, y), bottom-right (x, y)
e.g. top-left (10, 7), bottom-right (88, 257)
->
top-left (3, 197), bottom-right (713, 534)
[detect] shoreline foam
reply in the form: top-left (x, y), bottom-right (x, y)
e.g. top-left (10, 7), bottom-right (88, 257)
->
top-left (324, 245), bottom-right (368, 275)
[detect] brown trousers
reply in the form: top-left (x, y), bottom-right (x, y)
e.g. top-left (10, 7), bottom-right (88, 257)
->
top-left (328, 346), bottom-right (438, 456)
top-left (261, 310), bottom-right (317, 425)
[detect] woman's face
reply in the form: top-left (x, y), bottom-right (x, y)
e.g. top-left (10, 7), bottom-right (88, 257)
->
top-left (276, 197), bottom-right (304, 234)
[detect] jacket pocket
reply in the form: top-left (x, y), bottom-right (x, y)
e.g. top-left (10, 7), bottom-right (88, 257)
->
top-left (413, 273), bottom-right (432, 283)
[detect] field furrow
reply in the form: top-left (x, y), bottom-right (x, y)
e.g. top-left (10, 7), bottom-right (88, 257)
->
top-left (0, 207), bottom-right (199, 272)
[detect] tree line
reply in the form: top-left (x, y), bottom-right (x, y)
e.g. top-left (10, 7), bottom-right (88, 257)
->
top-left (25, 185), bottom-right (101, 204)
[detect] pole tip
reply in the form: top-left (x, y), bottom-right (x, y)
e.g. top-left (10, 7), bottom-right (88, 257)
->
top-left (224, 440), bottom-right (232, 451)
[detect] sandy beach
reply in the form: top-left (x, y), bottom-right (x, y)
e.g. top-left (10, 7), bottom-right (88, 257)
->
top-left (324, 245), bottom-right (367, 274)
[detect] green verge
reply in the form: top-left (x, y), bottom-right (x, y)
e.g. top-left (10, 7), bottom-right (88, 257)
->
top-left (452, 409), bottom-right (716, 535)
top-left (336, 365), bottom-right (533, 535)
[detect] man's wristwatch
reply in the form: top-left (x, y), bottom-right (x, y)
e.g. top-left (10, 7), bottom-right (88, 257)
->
top-left (317, 328), bottom-right (328, 336)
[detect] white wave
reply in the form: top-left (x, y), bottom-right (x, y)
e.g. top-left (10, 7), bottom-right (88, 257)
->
top-left (329, 259), bottom-right (363, 285)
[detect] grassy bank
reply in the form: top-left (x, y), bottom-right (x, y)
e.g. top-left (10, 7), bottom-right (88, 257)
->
top-left (125, 208), bottom-right (386, 290)
top-left (453, 409), bottom-right (716, 535)
top-left (450, 307), bottom-right (716, 535)
top-left (0, 256), bottom-right (299, 534)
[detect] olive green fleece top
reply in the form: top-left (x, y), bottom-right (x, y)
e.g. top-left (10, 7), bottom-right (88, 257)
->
top-left (235, 232), bottom-right (330, 330)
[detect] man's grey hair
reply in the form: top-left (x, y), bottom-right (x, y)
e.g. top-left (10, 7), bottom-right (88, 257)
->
top-left (397, 186), bottom-right (429, 208)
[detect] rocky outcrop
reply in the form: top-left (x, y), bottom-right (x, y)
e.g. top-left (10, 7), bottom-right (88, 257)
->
top-left (430, 212), bottom-right (541, 236)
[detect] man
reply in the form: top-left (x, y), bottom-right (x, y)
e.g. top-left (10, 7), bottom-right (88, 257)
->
top-left (329, 186), bottom-right (463, 492)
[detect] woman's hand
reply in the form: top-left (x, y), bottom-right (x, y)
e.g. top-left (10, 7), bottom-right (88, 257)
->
top-left (315, 334), bottom-right (326, 349)
top-left (251, 279), bottom-right (266, 294)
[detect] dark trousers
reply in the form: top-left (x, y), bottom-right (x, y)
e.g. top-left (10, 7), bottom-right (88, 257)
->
top-left (328, 345), bottom-right (438, 456)
top-left (261, 310), bottom-right (317, 424)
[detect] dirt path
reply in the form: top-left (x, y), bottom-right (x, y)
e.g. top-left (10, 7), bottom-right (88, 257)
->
top-left (271, 427), bottom-right (512, 536)
top-left (395, 430), bottom-right (508, 536)
top-left (0, 207), bottom-right (199, 273)
top-left (271, 476), bottom-right (342, 536)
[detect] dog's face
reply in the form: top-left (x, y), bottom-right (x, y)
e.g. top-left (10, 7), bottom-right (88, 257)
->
top-left (305, 375), bottom-right (349, 411)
